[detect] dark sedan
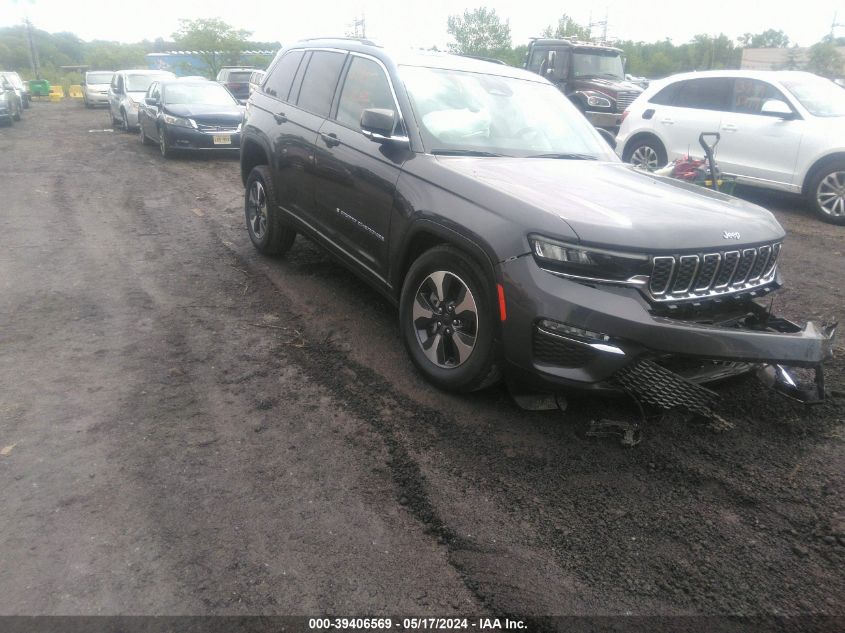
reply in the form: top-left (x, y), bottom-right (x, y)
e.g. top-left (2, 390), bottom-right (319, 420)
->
top-left (137, 80), bottom-right (244, 158)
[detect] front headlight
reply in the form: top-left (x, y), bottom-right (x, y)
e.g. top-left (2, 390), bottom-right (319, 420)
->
top-left (530, 235), bottom-right (650, 282)
top-left (577, 90), bottom-right (613, 109)
top-left (162, 113), bottom-right (196, 129)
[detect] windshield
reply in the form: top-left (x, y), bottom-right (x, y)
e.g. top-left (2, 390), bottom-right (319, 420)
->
top-left (572, 51), bottom-right (624, 80)
top-left (400, 66), bottom-right (616, 159)
top-left (126, 73), bottom-right (171, 92)
top-left (86, 72), bottom-right (113, 85)
top-left (226, 72), bottom-right (252, 83)
top-left (3, 73), bottom-right (23, 89)
top-left (781, 76), bottom-right (845, 117)
top-left (164, 83), bottom-right (237, 106)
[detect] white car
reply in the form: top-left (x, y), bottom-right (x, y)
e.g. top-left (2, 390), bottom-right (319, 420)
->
top-left (616, 70), bottom-right (845, 224)
top-left (82, 71), bottom-right (114, 108)
top-left (108, 69), bottom-right (175, 131)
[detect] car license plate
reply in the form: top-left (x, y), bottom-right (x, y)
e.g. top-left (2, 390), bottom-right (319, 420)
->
top-left (213, 134), bottom-right (231, 145)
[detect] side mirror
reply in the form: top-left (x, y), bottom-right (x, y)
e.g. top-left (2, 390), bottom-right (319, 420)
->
top-left (360, 108), bottom-right (396, 140)
top-left (760, 99), bottom-right (795, 119)
top-left (545, 50), bottom-right (557, 76)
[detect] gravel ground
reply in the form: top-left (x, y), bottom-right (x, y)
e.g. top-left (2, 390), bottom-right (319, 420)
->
top-left (0, 101), bottom-right (842, 627)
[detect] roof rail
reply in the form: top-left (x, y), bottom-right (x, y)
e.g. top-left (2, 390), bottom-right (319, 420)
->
top-left (299, 36), bottom-right (378, 46)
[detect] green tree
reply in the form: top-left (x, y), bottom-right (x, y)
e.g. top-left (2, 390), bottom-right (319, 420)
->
top-left (446, 7), bottom-right (512, 58)
top-left (806, 39), bottom-right (844, 77)
top-left (172, 18), bottom-right (251, 78)
top-left (738, 29), bottom-right (790, 48)
top-left (541, 14), bottom-right (590, 40)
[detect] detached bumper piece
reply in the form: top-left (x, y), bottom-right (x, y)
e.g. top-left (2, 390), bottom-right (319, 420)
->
top-left (614, 359), bottom-right (720, 417)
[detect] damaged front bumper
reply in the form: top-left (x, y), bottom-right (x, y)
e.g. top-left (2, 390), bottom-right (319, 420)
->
top-left (499, 255), bottom-right (837, 406)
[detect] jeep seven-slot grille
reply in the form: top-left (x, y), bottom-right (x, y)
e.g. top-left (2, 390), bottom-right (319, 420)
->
top-left (648, 242), bottom-right (780, 301)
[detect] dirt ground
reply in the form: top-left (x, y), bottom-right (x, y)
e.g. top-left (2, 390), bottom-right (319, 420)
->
top-left (0, 101), bottom-right (843, 625)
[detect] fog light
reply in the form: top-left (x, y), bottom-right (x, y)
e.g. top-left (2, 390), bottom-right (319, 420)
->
top-left (538, 319), bottom-right (611, 342)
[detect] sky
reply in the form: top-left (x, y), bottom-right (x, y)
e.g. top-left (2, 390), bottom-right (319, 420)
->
top-left (1, 0), bottom-right (842, 49)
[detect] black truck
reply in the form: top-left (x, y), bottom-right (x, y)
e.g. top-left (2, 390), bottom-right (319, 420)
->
top-left (524, 38), bottom-right (643, 134)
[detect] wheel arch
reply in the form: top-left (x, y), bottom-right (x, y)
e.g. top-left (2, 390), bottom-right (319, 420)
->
top-left (801, 152), bottom-right (845, 196)
top-left (621, 131), bottom-right (666, 162)
top-left (392, 220), bottom-right (500, 304)
top-left (240, 137), bottom-right (270, 186)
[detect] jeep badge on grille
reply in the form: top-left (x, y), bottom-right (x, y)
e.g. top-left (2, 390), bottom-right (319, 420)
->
top-left (723, 231), bottom-right (741, 240)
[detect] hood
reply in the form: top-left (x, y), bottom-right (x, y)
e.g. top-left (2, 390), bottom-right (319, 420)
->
top-left (164, 103), bottom-right (243, 124)
top-left (435, 157), bottom-right (784, 252)
top-left (571, 76), bottom-right (644, 94)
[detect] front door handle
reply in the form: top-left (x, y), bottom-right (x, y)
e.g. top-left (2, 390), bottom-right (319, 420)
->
top-left (321, 132), bottom-right (340, 148)
top-left (273, 111), bottom-right (287, 124)
top-left (660, 117), bottom-right (674, 125)
top-left (722, 123), bottom-right (737, 132)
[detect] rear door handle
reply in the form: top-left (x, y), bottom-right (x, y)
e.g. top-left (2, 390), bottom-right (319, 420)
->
top-left (722, 123), bottom-right (737, 132)
top-left (273, 111), bottom-right (287, 124)
top-left (660, 117), bottom-right (674, 125)
top-left (320, 132), bottom-right (340, 148)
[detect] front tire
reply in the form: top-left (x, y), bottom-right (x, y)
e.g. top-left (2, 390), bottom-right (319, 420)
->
top-left (121, 109), bottom-right (131, 132)
top-left (13, 103), bottom-right (21, 121)
top-left (139, 120), bottom-right (152, 146)
top-left (624, 137), bottom-right (667, 171)
top-left (807, 160), bottom-right (845, 225)
top-left (158, 126), bottom-right (173, 158)
top-left (399, 245), bottom-right (501, 392)
top-left (244, 165), bottom-right (296, 255)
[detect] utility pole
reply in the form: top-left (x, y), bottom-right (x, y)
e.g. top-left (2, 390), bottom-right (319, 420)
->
top-left (350, 14), bottom-right (366, 39)
top-left (25, 17), bottom-right (41, 79)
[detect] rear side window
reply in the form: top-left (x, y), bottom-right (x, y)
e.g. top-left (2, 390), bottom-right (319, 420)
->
top-left (296, 51), bottom-right (347, 117)
top-left (335, 56), bottom-right (395, 130)
top-left (649, 82), bottom-right (681, 105)
top-left (673, 78), bottom-right (733, 111)
top-left (264, 51), bottom-right (304, 101)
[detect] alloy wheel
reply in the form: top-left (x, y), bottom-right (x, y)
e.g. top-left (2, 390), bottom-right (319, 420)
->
top-left (412, 270), bottom-right (478, 368)
top-left (817, 171), bottom-right (845, 217)
top-left (631, 145), bottom-right (659, 170)
top-left (246, 180), bottom-right (268, 240)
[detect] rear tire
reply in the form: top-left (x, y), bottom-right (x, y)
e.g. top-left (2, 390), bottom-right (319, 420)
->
top-left (399, 245), bottom-right (501, 392)
top-left (623, 136), bottom-right (667, 171)
top-left (244, 165), bottom-right (296, 255)
top-left (22, 96), bottom-right (29, 110)
top-left (12, 103), bottom-right (21, 121)
top-left (807, 160), bottom-right (845, 225)
top-left (121, 109), bottom-right (131, 132)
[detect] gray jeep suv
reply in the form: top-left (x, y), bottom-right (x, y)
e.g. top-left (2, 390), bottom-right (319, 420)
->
top-left (239, 39), bottom-right (836, 407)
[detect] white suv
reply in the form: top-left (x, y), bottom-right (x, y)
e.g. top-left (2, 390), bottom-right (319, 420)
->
top-left (616, 70), bottom-right (845, 224)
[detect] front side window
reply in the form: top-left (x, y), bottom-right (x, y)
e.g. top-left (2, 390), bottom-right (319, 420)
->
top-left (673, 78), bottom-right (733, 111)
top-left (296, 51), bottom-right (347, 117)
top-left (264, 50), bottom-right (304, 101)
top-left (400, 65), bottom-right (616, 159)
top-left (336, 57), bottom-right (395, 130)
top-left (732, 79), bottom-right (788, 115)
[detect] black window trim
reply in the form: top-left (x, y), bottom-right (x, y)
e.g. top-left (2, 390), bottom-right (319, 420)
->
top-left (262, 49), bottom-right (306, 103)
top-left (329, 51), bottom-right (406, 137)
top-left (288, 47), bottom-right (349, 118)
